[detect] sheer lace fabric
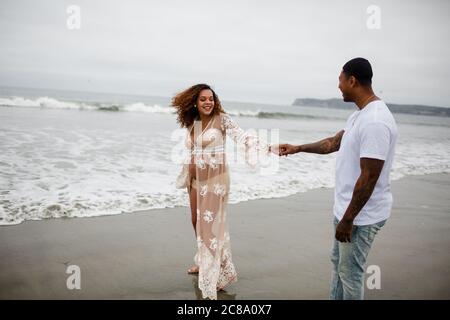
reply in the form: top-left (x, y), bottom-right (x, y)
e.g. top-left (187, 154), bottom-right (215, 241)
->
top-left (177, 112), bottom-right (270, 300)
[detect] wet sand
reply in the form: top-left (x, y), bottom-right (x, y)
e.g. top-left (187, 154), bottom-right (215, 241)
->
top-left (0, 173), bottom-right (449, 299)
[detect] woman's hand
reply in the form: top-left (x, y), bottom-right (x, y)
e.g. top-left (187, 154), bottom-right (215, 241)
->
top-left (268, 144), bottom-right (279, 155)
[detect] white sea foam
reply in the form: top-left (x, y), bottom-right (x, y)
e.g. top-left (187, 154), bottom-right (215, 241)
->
top-left (0, 96), bottom-right (97, 110)
top-left (0, 96), bottom-right (449, 225)
top-left (0, 96), bottom-right (173, 114)
top-left (122, 102), bottom-right (174, 114)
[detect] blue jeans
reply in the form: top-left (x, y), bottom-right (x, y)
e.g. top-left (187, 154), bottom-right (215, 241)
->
top-left (329, 216), bottom-right (386, 300)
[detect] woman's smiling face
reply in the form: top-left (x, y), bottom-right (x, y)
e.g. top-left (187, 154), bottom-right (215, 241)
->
top-left (196, 89), bottom-right (215, 116)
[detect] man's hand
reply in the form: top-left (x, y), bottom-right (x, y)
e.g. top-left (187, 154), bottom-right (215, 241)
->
top-left (335, 219), bottom-right (354, 242)
top-left (278, 130), bottom-right (344, 157)
top-left (278, 144), bottom-right (298, 156)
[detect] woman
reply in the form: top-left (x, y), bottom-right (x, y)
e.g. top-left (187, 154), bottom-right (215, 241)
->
top-left (172, 84), bottom-right (273, 300)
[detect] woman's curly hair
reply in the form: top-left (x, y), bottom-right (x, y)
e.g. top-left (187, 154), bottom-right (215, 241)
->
top-left (171, 84), bottom-right (225, 128)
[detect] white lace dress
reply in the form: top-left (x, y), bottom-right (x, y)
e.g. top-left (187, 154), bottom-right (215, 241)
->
top-left (176, 112), bottom-right (270, 300)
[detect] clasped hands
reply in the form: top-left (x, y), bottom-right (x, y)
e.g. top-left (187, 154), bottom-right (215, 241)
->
top-left (268, 144), bottom-right (298, 157)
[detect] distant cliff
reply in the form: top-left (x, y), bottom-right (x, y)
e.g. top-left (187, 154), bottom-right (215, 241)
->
top-left (292, 98), bottom-right (450, 117)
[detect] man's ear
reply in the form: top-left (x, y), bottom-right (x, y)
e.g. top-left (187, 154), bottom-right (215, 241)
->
top-left (349, 75), bottom-right (357, 87)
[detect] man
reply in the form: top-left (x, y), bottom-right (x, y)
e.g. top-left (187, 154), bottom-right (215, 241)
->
top-left (279, 57), bottom-right (398, 300)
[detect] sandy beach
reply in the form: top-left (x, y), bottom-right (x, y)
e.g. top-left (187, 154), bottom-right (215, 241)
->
top-left (0, 173), bottom-right (449, 300)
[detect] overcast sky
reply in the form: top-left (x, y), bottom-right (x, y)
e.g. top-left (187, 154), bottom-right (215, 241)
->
top-left (1, 0), bottom-right (449, 107)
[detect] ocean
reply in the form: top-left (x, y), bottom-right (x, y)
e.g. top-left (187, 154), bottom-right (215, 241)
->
top-left (1, 86), bottom-right (449, 225)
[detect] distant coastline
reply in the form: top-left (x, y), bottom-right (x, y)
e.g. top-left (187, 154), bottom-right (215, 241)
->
top-left (292, 98), bottom-right (450, 117)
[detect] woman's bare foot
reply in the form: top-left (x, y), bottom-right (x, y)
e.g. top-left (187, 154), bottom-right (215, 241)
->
top-left (187, 265), bottom-right (199, 274)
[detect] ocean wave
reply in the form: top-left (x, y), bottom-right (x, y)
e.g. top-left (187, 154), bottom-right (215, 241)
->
top-left (1, 94), bottom-right (449, 226)
top-left (0, 96), bottom-right (97, 110)
top-left (226, 109), bottom-right (341, 120)
top-left (1, 165), bottom-right (448, 226)
top-left (0, 96), bottom-right (340, 120)
top-left (0, 96), bottom-right (173, 114)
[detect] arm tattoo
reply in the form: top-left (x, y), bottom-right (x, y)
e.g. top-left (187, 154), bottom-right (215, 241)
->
top-left (300, 130), bottom-right (344, 154)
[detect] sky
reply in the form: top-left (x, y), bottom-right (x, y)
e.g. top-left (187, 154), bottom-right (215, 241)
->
top-left (0, 0), bottom-right (449, 107)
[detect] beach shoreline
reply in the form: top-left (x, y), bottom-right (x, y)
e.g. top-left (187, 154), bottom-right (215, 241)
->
top-left (0, 172), bottom-right (449, 299)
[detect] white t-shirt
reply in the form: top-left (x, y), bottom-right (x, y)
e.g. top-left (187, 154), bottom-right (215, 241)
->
top-left (334, 100), bottom-right (398, 226)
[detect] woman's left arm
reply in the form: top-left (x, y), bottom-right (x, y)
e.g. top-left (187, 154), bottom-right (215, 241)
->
top-left (221, 113), bottom-right (272, 166)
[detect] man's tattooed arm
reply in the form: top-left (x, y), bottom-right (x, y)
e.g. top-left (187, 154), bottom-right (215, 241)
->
top-left (335, 157), bottom-right (385, 242)
top-left (295, 130), bottom-right (344, 154)
top-left (343, 158), bottom-right (385, 222)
